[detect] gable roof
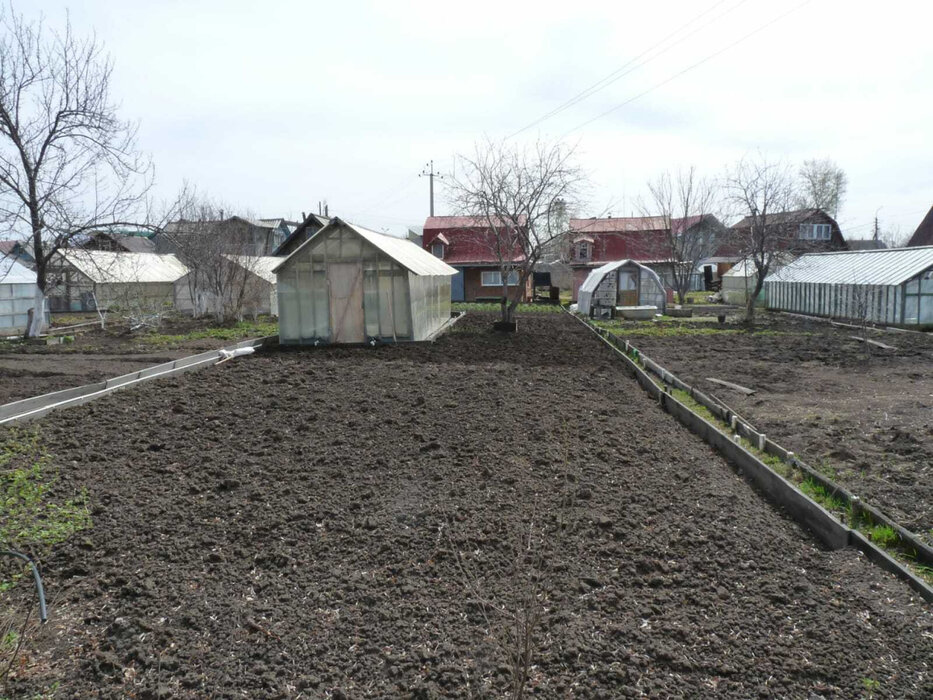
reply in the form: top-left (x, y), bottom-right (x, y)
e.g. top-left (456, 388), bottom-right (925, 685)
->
top-left (274, 217), bottom-right (457, 277)
top-left (767, 246), bottom-right (933, 286)
top-left (223, 255), bottom-right (281, 284)
top-left (60, 250), bottom-right (188, 284)
top-left (907, 206), bottom-right (933, 247)
top-left (731, 208), bottom-right (829, 230)
top-left (424, 215), bottom-right (527, 230)
top-left (273, 213), bottom-right (331, 255)
top-left (569, 215), bottom-right (711, 235)
top-left (0, 257), bottom-right (37, 285)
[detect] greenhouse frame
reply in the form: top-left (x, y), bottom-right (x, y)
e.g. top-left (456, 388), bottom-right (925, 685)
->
top-left (764, 246), bottom-right (933, 326)
top-left (577, 259), bottom-right (667, 316)
top-left (275, 218), bottom-right (458, 344)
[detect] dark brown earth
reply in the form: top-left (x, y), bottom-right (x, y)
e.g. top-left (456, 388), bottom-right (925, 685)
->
top-left (3, 313), bottom-right (931, 698)
top-left (0, 316), bottom-right (273, 406)
top-left (626, 314), bottom-right (933, 543)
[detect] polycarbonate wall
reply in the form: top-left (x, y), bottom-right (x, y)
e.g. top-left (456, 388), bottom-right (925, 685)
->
top-left (764, 279), bottom-right (933, 325)
top-left (408, 273), bottom-right (451, 340)
top-left (0, 282), bottom-right (41, 335)
top-left (638, 267), bottom-right (666, 312)
top-left (278, 225), bottom-right (452, 344)
top-left (903, 273), bottom-right (933, 325)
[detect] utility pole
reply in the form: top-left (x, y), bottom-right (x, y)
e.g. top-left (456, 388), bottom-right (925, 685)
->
top-left (420, 160), bottom-right (443, 217)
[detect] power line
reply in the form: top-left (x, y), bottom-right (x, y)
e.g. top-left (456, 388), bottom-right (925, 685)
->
top-left (560, 0), bottom-right (813, 138)
top-left (508, 0), bottom-right (747, 138)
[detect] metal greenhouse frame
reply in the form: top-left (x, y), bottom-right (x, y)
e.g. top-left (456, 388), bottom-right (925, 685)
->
top-left (764, 246), bottom-right (933, 326)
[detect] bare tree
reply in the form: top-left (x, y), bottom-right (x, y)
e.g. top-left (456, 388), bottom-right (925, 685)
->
top-left (797, 158), bottom-right (847, 218)
top-left (164, 188), bottom-right (270, 322)
top-left (447, 139), bottom-right (586, 326)
top-left (0, 5), bottom-right (152, 337)
top-left (725, 155), bottom-right (799, 321)
top-left (639, 167), bottom-right (723, 304)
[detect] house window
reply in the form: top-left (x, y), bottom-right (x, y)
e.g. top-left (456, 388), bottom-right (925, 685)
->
top-left (574, 242), bottom-right (591, 260)
top-left (799, 223), bottom-right (832, 240)
top-left (431, 242), bottom-right (445, 258)
top-left (481, 270), bottom-right (520, 286)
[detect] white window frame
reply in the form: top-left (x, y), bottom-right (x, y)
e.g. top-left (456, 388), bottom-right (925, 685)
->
top-left (575, 242), bottom-right (591, 260)
top-left (799, 223), bottom-right (832, 241)
top-left (481, 270), bottom-right (520, 286)
top-left (431, 242), bottom-right (445, 258)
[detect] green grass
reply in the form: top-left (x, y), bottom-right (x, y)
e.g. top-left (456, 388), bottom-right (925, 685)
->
top-left (0, 429), bottom-right (91, 553)
top-left (451, 302), bottom-right (563, 314)
top-left (143, 318), bottom-right (278, 346)
top-left (798, 477), bottom-right (848, 513)
top-left (866, 524), bottom-right (898, 548)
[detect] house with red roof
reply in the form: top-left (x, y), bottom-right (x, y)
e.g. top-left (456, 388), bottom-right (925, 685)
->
top-left (422, 216), bottom-right (532, 302)
top-left (567, 215), bottom-right (726, 301)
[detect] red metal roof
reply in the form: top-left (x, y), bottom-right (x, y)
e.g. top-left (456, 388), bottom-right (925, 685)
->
top-left (423, 216), bottom-right (526, 265)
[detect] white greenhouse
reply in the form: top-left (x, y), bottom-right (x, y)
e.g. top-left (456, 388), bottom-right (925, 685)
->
top-left (1, 258), bottom-right (46, 336)
top-left (765, 246), bottom-right (933, 326)
top-left (49, 250), bottom-right (188, 312)
top-left (274, 217), bottom-right (458, 344)
top-left (577, 260), bottom-right (667, 316)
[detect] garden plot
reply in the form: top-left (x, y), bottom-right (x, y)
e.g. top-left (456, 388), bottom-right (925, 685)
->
top-left (616, 314), bottom-right (933, 545)
top-left (2, 313), bottom-right (931, 698)
top-left (0, 316), bottom-right (276, 406)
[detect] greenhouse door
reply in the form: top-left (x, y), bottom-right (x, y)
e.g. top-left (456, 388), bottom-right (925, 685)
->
top-left (328, 263), bottom-right (364, 343)
top-left (617, 270), bottom-right (638, 306)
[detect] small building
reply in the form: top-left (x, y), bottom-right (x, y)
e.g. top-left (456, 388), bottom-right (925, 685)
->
top-left (174, 255), bottom-right (280, 319)
top-left (906, 206), bottom-right (933, 247)
top-left (730, 208), bottom-right (847, 253)
top-left (764, 246), bottom-right (933, 326)
top-left (275, 217), bottom-right (457, 344)
top-left (576, 260), bottom-right (668, 316)
top-left (48, 250), bottom-right (188, 312)
top-left (1, 257), bottom-right (47, 336)
top-left (158, 216), bottom-right (300, 257)
top-left (421, 216), bottom-right (531, 303)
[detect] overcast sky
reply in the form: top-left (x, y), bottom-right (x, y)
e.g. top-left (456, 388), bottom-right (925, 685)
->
top-left (31, 0), bottom-right (933, 240)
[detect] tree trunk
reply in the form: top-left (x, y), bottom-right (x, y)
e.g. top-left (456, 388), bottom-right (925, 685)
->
top-left (27, 286), bottom-right (45, 338)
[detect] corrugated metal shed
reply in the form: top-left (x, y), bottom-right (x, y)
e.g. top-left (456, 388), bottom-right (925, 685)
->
top-left (275, 218), bottom-right (457, 277)
top-left (61, 250), bottom-right (189, 283)
top-left (768, 246), bottom-right (933, 286)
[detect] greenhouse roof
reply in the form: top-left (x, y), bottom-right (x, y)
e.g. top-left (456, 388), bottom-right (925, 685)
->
top-left (60, 250), bottom-right (188, 284)
top-left (578, 259), bottom-right (663, 295)
top-left (767, 246), bottom-right (933, 286)
top-left (0, 257), bottom-right (36, 285)
top-left (275, 217), bottom-right (458, 277)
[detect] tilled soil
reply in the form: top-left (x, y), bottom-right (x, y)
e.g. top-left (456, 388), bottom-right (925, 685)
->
top-left (0, 317), bottom-right (271, 406)
top-left (627, 315), bottom-right (933, 541)
top-left (3, 313), bottom-right (932, 698)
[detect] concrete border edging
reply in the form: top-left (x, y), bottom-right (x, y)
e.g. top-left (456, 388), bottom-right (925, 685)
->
top-left (0, 336), bottom-right (275, 426)
top-left (570, 311), bottom-right (933, 603)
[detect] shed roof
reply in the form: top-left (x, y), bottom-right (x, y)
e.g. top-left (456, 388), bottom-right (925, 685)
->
top-left (767, 246), bottom-right (933, 286)
top-left (60, 250), bottom-right (189, 284)
top-left (224, 255), bottom-right (281, 283)
top-left (275, 217), bottom-right (458, 277)
top-left (0, 257), bottom-right (37, 285)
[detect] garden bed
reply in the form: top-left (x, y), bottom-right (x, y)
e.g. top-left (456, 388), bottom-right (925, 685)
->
top-left (610, 313), bottom-right (933, 546)
top-left (0, 316), bottom-right (277, 406)
top-left (2, 313), bottom-right (931, 698)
